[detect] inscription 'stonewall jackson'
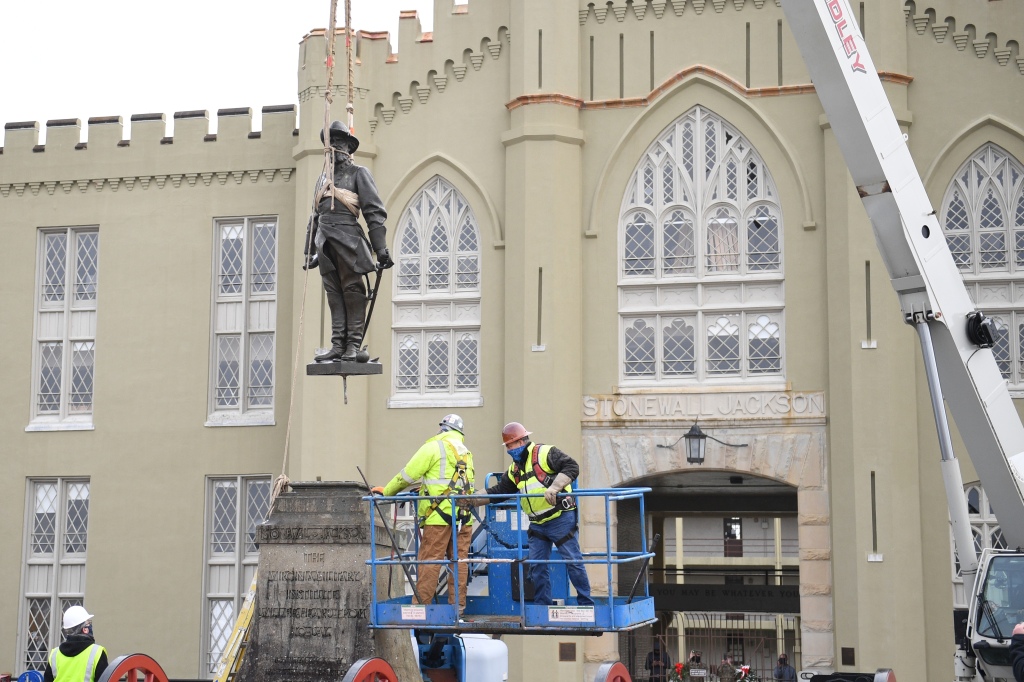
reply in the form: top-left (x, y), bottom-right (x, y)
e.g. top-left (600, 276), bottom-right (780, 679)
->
top-left (582, 391), bottom-right (826, 421)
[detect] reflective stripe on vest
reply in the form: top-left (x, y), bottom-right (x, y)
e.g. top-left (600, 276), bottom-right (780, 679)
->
top-left (51, 644), bottom-right (105, 682)
top-left (419, 436), bottom-right (473, 526)
top-left (508, 444), bottom-right (572, 524)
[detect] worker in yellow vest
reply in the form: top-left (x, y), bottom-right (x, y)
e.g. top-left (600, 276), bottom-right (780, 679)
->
top-left (43, 606), bottom-right (108, 682)
top-left (482, 422), bottom-right (593, 606)
top-left (372, 414), bottom-right (475, 616)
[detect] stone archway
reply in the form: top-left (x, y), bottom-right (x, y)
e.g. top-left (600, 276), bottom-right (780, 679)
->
top-left (577, 390), bottom-right (833, 678)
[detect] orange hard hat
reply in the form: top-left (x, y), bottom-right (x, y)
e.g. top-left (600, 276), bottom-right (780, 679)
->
top-left (502, 422), bottom-right (532, 446)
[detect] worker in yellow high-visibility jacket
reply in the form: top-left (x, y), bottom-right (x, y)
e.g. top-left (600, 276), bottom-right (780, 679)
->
top-left (372, 414), bottom-right (475, 616)
top-left (43, 606), bottom-right (108, 682)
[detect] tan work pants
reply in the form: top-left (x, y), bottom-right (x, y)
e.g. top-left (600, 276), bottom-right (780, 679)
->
top-left (414, 523), bottom-right (473, 610)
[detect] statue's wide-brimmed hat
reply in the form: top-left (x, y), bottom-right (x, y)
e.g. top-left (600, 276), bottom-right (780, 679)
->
top-left (320, 120), bottom-right (359, 152)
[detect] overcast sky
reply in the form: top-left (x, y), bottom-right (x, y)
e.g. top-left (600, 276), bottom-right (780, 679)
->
top-left (0, 0), bottom-right (437, 140)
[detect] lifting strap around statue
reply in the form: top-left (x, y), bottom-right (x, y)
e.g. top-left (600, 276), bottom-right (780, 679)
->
top-left (418, 441), bottom-right (472, 528)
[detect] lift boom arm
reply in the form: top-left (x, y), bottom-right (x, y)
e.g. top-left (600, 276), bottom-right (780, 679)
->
top-left (779, 0), bottom-right (1024, 549)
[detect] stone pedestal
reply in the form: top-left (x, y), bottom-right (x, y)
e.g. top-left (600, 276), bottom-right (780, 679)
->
top-left (238, 481), bottom-right (419, 682)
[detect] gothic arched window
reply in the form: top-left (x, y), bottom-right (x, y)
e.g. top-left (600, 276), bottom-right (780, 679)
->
top-left (390, 176), bottom-right (482, 406)
top-left (941, 144), bottom-right (1024, 391)
top-left (618, 106), bottom-right (784, 384)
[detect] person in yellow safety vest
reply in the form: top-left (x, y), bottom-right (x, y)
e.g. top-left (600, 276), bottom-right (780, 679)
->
top-left (43, 605), bottom-right (108, 682)
top-left (481, 422), bottom-right (593, 606)
top-left (372, 413), bottom-right (475, 616)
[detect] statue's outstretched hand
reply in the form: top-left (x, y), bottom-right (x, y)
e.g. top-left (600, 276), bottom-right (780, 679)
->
top-left (376, 248), bottom-right (395, 270)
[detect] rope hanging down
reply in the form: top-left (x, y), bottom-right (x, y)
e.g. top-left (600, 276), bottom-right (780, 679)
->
top-left (274, 0), bottom-right (349, 504)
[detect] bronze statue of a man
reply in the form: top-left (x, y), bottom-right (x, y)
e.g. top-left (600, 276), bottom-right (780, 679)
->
top-left (304, 121), bottom-right (393, 362)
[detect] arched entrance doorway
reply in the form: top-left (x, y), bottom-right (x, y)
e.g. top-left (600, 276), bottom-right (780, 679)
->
top-left (578, 390), bottom-right (832, 679)
top-left (616, 470), bottom-right (800, 680)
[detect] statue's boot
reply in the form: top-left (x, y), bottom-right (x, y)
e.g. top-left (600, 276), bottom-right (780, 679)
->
top-left (315, 347), bottom-right (345, 362)
top-left (340, 289), bottom-right (367, 361)
top-left (320, 287), bottom-right (347, 362)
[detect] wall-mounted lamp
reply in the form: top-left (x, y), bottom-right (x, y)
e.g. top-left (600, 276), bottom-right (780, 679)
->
top-left (657, 422), bottom-right (749, 465)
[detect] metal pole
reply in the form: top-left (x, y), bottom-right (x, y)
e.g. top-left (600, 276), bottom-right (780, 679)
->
top-left (356, 466), bottom-right (418, 590)
top-left (914, 316), bottom-right (978, 596)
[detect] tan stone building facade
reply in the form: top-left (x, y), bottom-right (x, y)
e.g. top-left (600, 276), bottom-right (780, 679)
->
top-left (1, 1), bottom-right (1022, 680)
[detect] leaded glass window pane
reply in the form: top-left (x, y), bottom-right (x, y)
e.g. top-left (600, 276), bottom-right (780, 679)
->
top-left (704, 119), bottom-right (716, 178)
top-left (397, 335), bottom-right (420, 390)
top-left (624, 212), bottom-right (655, 276)
top-left (247, 334), bottom-right (274, 408)
top-left (747, 206), bottom-right (781, 271)
top-left (42, 233), bottom-right (67, 304)
top-left (427, 334), bottom-right (450, 390)
top-left (455, 333), bottom-right (479, 389)
top-left (32, 483), bottom-right (58, 555)
top-left (707, 209), bottom-right (739, 272)
top-left (624, 319), bottom-right (656, 376)
top-left (246, 479), bottom-right (271, 553)
top-left (662, 162), bottom-right (675, 206)
top-left (250, 222), bottom-right (277, 294)
top-left (64, 483), bottom-right (89, 554)
top-left (707, 315), bottom-right (741, 374)
top-left (746, 160), bottom-right (759, 200)
top-left (967, 487), bottom-right (981, 514)
top-left (74, 233), bottom-right (99, 302)
top-left (211, 481), bottom-right (237, 554)
top-left (662, 319), bottom-right (695, 375)
top-left (681, 121), bottom-right (694, 180)
top-left (726, 159), bottom-right (738, 200)
top-left (456, 256), bottom-right (479, 289)
top-left (663, 210), bottom-right (695, 275)
top-left (69, 342), bottom-right (94, 414)
top-left (37, 343), bottom-right (62, 414)
top-left (219, 224), bottom-right (244, 295)
top-left (992, 316), bottom-right (1010, 379)
top-left (24, 599), bottom-right (50, 671)
top-left (643, 163), bottom-right (655, 206)
top-left (748, 315), bottom-right (782, 373)
top-left (216, 336), bottom-right (241, 408)
top-left (209, 599), bottom-right (234, 673)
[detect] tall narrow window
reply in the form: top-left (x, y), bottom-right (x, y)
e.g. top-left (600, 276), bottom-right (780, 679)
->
top-left (618, 106), bottom-right (785, 384)
top-left (203, 476), bottom-right (271, 675)
top-left (391, 176), bottom-right (482, 407)
top-left (30, 228), bottom-right (99, 430)
top-left (19, 479), bottom-right (90, 670)
top-left (941, 144), bottom-right (1024, 392)
top-left (208, 218), bottom-right (278, 425)
top-left (951, 483), bottom-right (1006, 608)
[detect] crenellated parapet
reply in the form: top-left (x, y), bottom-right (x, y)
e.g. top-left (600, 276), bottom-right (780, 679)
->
top-left (0, 105), bottom-right (299, 197)
top-left (904, 0), bottom-right (1024, 75)
top-left (578, 0), bottom-right (782, 23)
top-left (296, 2), bottom-right (510, 140)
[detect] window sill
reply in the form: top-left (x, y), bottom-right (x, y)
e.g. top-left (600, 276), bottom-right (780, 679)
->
top-left (387, 396), bottom-right (484, 409)
top-left (205, 412), bottom-right (276, 427)
top-left (25, 421), bottom-right (95, 432)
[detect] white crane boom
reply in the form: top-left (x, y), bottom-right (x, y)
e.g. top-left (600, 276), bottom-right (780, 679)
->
top-left (779, 0), bottom-right (1024, 550)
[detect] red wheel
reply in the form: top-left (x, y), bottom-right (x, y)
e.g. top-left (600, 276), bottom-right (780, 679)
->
top-left (594, 661), bottom-right (633, 682)
top-left (341, 658), bottom-right (399, 682)
top-left (96, 654), bottom-right (169, 682)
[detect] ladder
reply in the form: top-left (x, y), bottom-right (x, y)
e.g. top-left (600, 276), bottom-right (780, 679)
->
top-left (213, 571), bottom-right (258, 682)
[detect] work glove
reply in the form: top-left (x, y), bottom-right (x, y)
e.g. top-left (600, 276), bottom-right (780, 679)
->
top-left (376, 247), bottom-right (395, 270)
top-left (370, 486), bottom-right (385, 495)
top-left (544, 473), bottom-right (573, 506)
top-left (302, 252), bottom-right (319, 270)
top-left (458, 495), bottom-right (489, 508)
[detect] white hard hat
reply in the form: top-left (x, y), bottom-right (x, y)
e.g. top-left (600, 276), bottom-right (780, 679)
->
top-left (62, 605), bottom-right (94, 630)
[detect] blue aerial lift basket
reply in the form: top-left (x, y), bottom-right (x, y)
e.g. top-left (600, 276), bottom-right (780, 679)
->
top-left (366, 478), bottom-right (657, 635)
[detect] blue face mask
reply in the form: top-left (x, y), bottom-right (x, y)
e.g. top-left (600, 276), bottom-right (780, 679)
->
top-left (507, 444), bottom-right (528, 460)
